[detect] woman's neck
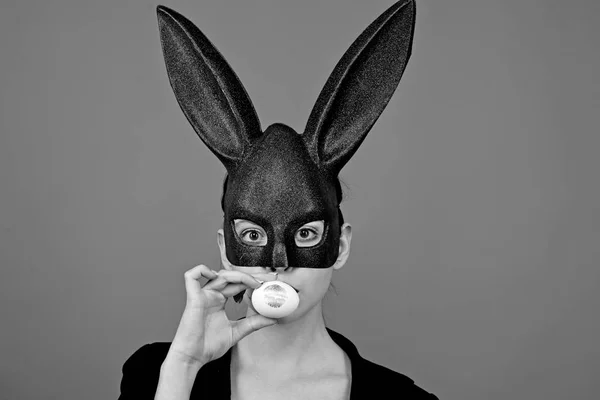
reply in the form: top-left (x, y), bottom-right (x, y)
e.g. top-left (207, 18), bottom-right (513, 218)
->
top-left (233, 302), bottom-right (333, 372)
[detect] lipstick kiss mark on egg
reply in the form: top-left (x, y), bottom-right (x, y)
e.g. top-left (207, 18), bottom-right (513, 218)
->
top-left (263, 284), bottom-right (287, 308)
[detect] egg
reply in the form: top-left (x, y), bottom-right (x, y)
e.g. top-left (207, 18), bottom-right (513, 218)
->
top-left (251, 281), bottom-right (300, 319)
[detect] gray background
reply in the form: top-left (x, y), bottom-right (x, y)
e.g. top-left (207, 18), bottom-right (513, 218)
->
top-left (1, 0), bottom-right (598, 399)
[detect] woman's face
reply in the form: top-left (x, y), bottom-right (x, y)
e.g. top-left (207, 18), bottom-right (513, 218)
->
top-left (217, 222), bottom-right (352, 322)
top-left (221, 125), bottom-right (342, 271)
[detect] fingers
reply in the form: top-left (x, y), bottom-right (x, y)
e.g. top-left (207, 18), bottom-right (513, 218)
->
top-left (220, 283), bottom-right (249, 298)
top-left (231, 315), bottom-right (278, 343)
top-left (184, 264), bottom-right (219, 301)
top-left (183, 266), bottom-right (261, 304)
top-left (249, 272), bottom-right (278, 283)
top-left (185, 264), bottom-right (219, 281)
top-left (220, 255), bottom-right (271, 282)
top-left (203, 270), bottom-right (262, 292)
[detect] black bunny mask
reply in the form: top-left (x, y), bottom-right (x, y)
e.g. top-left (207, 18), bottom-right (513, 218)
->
top-left (156, 0), bottom-right (415, 269)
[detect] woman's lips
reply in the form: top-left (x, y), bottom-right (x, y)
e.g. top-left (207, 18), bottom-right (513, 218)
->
top-left (251, 273), bottom-right (299, 292)
top-left (233, 272), bottom-right (298, 304)
top-left (243, 281), bottom-right (298, 305)
top-left (277, 281), bottom-right (299, 293)
top-left (255, 281), bottom-right (299, 293)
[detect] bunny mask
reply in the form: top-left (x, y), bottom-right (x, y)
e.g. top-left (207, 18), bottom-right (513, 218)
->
top-left (156, 0), bottom-right (415, 269)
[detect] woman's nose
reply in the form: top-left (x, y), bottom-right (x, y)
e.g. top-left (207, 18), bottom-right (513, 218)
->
top-left (267, 265), bottom-right (292, 274)
top-left (271, 242), bottom-right (289, 270)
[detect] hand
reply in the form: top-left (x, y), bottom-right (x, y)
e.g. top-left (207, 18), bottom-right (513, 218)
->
top-left (167, 265), bottom-right (277, 367)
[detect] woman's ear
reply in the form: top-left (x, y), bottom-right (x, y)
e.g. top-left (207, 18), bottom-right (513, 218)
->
top-left (216, 228), bottom-right (234, 271)
top-left (333, 223), bottom-right (352, 271)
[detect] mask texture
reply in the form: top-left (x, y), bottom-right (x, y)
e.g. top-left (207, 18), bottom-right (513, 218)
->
top-left (156, 0), bottom-right (416, 268)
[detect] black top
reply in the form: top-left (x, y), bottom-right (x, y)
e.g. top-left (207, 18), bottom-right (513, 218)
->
top-left (118, 328), bottom-right (438, 399)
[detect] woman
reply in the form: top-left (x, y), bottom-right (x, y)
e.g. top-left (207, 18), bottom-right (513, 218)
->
top-left (119, 1), bottom-right (438, 398)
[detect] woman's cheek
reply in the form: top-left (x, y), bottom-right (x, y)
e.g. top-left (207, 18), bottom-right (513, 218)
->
top-left (302, 281), bottom-right (328, 304)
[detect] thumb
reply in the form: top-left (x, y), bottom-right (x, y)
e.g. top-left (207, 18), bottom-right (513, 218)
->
top-left (231, 315), bottom-right (277, 343)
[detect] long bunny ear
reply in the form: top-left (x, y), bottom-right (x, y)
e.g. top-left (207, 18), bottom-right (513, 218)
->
top-left (303, 0), bottom-right (415, 176)
top-left (157, 6), bottom-right (262, 171)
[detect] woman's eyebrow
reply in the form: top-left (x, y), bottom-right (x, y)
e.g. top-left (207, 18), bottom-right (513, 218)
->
top-left (234, 218), bottom-right (256, 225)
top-left (299, 220), bottom-right (324, 228)
top-left (231, 211), bottom-right (269, 227)
top-left (289, 210), bottom-right (327, 226)
top-left (233, 219), bottom-right (265, 230)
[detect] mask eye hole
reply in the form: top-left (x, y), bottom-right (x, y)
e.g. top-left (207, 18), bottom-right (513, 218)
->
top-left (234, 219), bottom-right (267, 246)
top-left (295, 221), bottom-right (324, 248)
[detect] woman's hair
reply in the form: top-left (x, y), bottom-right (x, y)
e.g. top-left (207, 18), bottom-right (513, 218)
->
top-left (219, 174), bottom-right (346, 227)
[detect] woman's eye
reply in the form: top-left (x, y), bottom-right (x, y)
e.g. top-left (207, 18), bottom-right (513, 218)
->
top-left (234, 219), bottom-right (267, 246)
top-left (241, 229), bottom-right (267, 246)
top-left (297, 228), bottom-right (315, 240)
top-left (295, 226), bottom-right (322, 247)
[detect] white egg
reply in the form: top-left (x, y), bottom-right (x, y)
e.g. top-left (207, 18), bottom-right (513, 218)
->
top-left (251, 281), bottom-right (300, 319)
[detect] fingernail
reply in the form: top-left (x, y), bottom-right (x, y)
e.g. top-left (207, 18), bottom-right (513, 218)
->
top-left (252, 280), bottom-right (263, 288)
